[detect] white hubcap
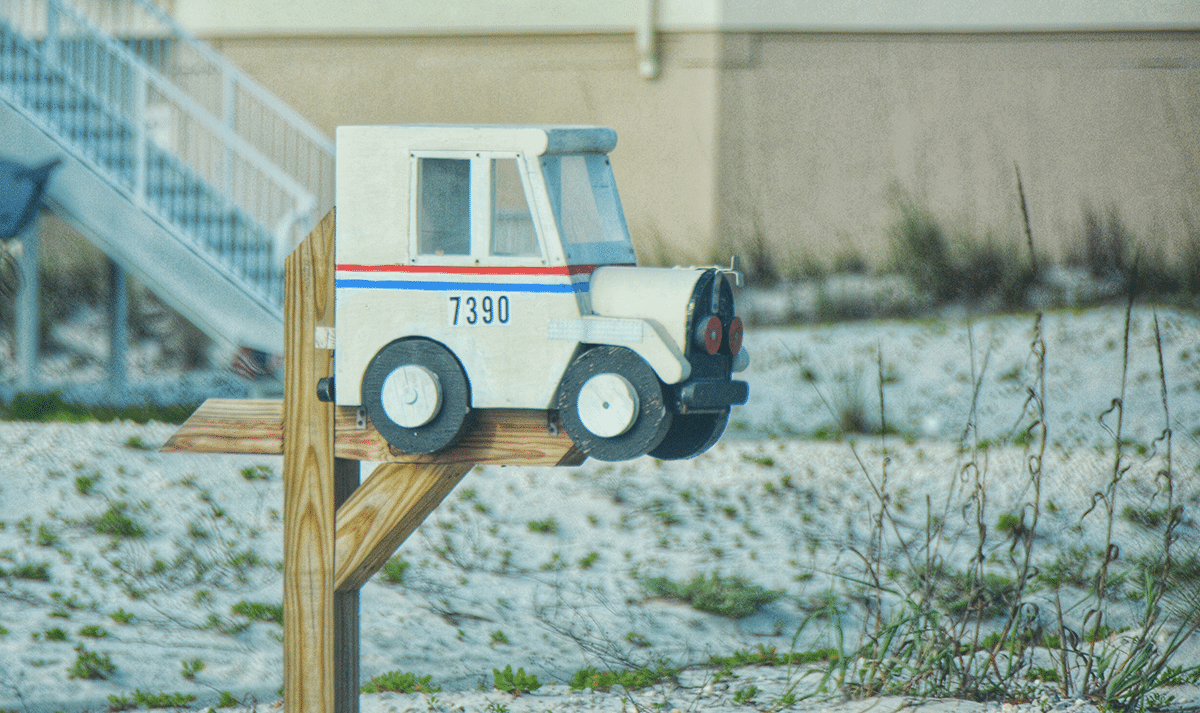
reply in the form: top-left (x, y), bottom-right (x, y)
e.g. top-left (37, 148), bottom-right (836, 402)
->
top-left (577, 373), bottom-right (639, 438)
top-left (381, 365), bottom-right (442, 428)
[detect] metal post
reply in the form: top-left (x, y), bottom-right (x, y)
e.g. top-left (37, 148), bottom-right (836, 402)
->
top-left (223, 69), bottom-right (236, 198)
top-left (108, 260), bottom-right (128, 394)
top-left (15, 214), bottom-right (40, 390)
top-left (132, 65), bottom-right (148, 201)
top-left (45, 0), bottom-right (60, 65)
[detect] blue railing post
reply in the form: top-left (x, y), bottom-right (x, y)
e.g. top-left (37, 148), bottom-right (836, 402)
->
top-left (131, 62), bottom-right (147, 200)
top-left (15, 215), bottom-right (40, 390)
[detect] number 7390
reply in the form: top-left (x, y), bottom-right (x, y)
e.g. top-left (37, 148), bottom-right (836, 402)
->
top-left (448, 295), bottom-right (511, 326)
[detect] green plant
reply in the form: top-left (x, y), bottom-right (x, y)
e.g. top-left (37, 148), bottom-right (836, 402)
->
top-left (230, 600), bottom-right (284, 625)
top-left (360, 670), bottom-right (440, 694)
top-left (78, 625), bottom-right (109, 638)
top-left (733, 685), bottom-right (760, 705)
top-left (240, 465), bottom-right (272, 481)
top-left (11, 561), bottom-right (51, 581)
top-left (109, 608), bottom-right (134, 624)
top-left (642, 572), bottom-right (783, 618)
top-left (568, 664), bottom-right (679, 692)
top-left (41, 627), bottom-right (69, 642)
top-left (36, 523), bottom-right (58, 547)
top-left (381, 556), bottom-right (410, 584)
top-left (490, 630), bottom-right (510, 646)
top-left (88, 501), bottom-right (146, 538)
top-left (181, 657), bottom-right (205, 680)
top-left (493, 665), bottom-right (541, 695)
top-left (111, 690), bottom-right (197, 709)
top-left (578, 551), bottom-right (600, 569)
top-left (0, 391), bottom-right (196, 424)
top-left (69, 645), bottom-right (116, 679)
top-left (526, 517), bottom-right (558, 534)
top-left (217, 691), bottom-right (240, 708)
top-left (75, 473), bottom-right (98, 495)
top-left (124, 435), bottom-right (152, 450)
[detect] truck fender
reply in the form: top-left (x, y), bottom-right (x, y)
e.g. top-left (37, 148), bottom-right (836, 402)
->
top-left (548, 316), bottom-right (690, 384)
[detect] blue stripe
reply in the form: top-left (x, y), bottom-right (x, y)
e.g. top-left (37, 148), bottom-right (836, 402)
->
top-left (336, 279), bottom-right (588, 294)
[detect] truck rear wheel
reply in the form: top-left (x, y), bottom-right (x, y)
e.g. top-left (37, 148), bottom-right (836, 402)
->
top-left (556, 346), bottom-right (672, 461)
top-left (648, 409), bottom-right (729, 460)
top-left (362, 338), bottom-right (471, 454)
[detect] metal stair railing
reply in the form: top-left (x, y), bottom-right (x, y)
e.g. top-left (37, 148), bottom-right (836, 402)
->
top-left (0, 0), bottom-right (334, 309)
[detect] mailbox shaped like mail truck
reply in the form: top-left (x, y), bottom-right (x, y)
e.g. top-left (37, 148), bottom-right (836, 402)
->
top-left (331, 125), bottom-right (748, 461)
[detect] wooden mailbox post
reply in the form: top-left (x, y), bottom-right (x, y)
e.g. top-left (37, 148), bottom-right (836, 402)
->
top-left (163, 211), bottom-right (584, 713)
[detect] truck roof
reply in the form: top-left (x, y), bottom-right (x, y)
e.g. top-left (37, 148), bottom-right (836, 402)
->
top-left (334, 125), bottom-right (617, 156)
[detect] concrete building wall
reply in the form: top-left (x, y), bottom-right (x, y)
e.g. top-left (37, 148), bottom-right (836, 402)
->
top-left (190, 25), bottom-right (1200, 271)
top-left (206, 32), bottom-right (727, 262)
top-left (716, 31), bottom-right (1200, 271)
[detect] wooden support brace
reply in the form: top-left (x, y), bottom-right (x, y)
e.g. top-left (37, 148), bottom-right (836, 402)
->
top-left (334, 461), bottom-right (473, 593)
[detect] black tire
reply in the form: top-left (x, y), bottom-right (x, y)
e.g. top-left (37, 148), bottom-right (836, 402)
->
top-left (648, 409), bottom-right (729, 460)
top-left (556, 346), bottom-right (673, 462)
top-left (362, 338), bottom-right (471, 454)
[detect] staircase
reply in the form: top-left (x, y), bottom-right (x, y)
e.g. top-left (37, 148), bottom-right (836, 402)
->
top-left (0, 0), bottom-right (333, 354)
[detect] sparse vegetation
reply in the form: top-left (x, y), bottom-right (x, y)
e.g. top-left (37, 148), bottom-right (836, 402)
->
top-left (0, 391), bottom-right (196, 424)
top-left (88, 501), bottom-right (145, 539)
top-left (641, 572), bottom-right (783, 618)
top-left (107, 690), bottom-right (197, 710)
top-left (69, 645), bottom-right (116, 679)
top-left (526, 517), bottom-right (559, 534)
top-left (229, 600), bottom-right (283, 626)
top-left (381, 556), bottom-right (410, 584)
top-left (360, 670), bottom-right (441, 694)
top-left (493, 665), bottom-right (541, 695)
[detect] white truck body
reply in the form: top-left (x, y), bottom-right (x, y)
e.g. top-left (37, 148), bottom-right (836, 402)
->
top-left (332, 124), bottom-right (747, 460)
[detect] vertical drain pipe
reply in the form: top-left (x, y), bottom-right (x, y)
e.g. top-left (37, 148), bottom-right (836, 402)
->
top-left (637, 0), bottom-right (660, 79)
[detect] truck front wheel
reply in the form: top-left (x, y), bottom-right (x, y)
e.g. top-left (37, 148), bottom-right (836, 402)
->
top-left (556, 346), bottom-right (673, 461)
top-left (362, 338), bottom-right (471, 454)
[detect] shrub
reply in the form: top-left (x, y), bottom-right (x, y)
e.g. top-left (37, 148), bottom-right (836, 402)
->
top-left (886, 195), bottom-right (1034, 307)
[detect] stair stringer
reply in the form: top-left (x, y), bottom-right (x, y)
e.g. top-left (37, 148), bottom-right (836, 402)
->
top-left (0, 96), bottom-right (285, 354)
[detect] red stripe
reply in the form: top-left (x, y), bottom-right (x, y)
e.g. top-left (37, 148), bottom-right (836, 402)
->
top-left (335, 263), bottom-right (630, 276)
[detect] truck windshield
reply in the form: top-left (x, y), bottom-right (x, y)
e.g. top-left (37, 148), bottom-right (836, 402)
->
top-left (541, 154), bottom-right (636, 264)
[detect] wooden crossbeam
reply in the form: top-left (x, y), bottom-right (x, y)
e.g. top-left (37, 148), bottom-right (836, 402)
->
top-left (162, 399), bottom-right (585, 467)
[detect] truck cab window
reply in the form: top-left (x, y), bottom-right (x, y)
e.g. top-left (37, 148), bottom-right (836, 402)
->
top-left (490, 158), bottom-right (538, 257)
top-left (416, 158), bottom-right (470, 256)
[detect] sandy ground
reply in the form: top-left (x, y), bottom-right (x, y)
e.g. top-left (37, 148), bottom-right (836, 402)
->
top-left (1, 305), bottom-right (1199, 712)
